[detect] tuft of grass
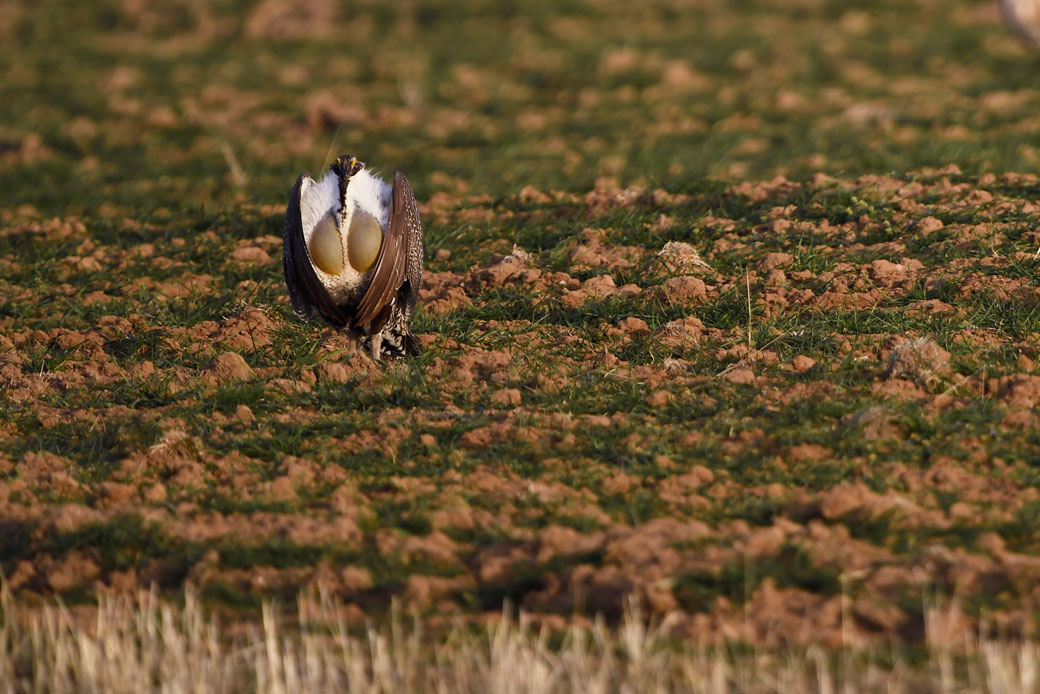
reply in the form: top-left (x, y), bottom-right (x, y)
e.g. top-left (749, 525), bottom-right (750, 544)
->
top-left (2, 587), bottom-right (1039, 693)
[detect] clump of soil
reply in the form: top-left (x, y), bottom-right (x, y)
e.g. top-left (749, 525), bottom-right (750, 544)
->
top-left (884, 338), bottom-right (950, 387)
top-left (211, 351), bottom-right (253, 383)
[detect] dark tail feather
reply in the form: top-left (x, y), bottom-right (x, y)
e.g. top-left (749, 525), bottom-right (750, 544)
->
top-left (402, 330), bottom-right (422, 356)
top-left (364, 311), bottom-right (421, 359)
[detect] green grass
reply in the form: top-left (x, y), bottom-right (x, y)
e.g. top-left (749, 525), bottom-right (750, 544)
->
top-left (4, 0), bottom-right (1040, 654)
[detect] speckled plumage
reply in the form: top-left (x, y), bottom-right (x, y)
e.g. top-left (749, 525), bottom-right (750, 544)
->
top-left (282, 155), bottom-right (423, 359)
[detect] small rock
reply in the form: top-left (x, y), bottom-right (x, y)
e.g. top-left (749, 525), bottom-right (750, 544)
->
top-left (997, 374), bottom-right (1040, 408)
top-left (868, 259), bottom-right (906, 285)
top-left (602, 472), bottom-right (637, 495)
top-left (341, 566), bottom-right (373, 592)
top-left (786, 443), bottom-right (832, 462)
top-left (230, 246), bottom-right (272, 265)
top-left (7, 560), bottom-right (35, 591)
top-left (617, 317), bottom-right (650, 336)
top-left (490, 388), bottom-right (522, 407)
top-left (846, 406), bottom-right (900, 441)
top-left (269, 475), bottom-right (296, 501)
top-left (583, 274), bottom-right (616, 298)
top-left (661, 276), bottom-right (707, 304)
top-left (757, 252), bottom-right (793, 272)
top-left (918, 216), bottom-right (944, 234)
top-left (646, 389), bottom-right (672, 407)
top-left (212, 351), bottom-right (253, 382)
top-left (144, 482), bottom-right (168, 503)
top-left (317, 361), bottom-right (351, 384)
top-left (46, 552), bottom-right (101, 592)
top-left (101, 481), bottom-right (135, 504)
top-left (518, 185), bottom-right (550, 205)
top-left (560, 289), bottom-right (588, 308)
top-left (792, 355), bottom-right (816, 372)
top-left (745, 526), bottom-right (784, 558)
top-left (884, 338), bottom-right (949, 386)
top-left (236, 404), bottom-right (255, 424)
top-left (723, 368), bottom-right (755, 384)
top-left (853, 598), bottom-right (907, 633)
top-left (1003, 409), bottom-right (1038, 429)
top-left (654, 454), bottom-right (678, 469)
top-left (617, 283), bottom-right (642, 298)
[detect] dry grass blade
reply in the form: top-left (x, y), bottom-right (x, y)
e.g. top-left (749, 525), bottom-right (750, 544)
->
top-left (216, 138), bottom-right (248, 188)
top-left (2, 587), bottom-right (1040, 693)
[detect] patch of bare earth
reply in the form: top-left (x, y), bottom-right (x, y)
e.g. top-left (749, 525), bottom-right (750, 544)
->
top-left (6, 169), bottom-right (1040, 652)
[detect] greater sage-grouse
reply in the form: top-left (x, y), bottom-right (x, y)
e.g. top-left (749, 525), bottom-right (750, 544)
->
top-left (283, 154), bottom-right (423, 359)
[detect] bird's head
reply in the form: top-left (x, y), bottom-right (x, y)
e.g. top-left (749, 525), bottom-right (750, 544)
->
top-left (331, 154), bottom-right (364, 179)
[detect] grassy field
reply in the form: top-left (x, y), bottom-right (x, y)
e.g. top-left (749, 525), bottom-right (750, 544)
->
top-left (4, 0), bottom-right (1040, 687)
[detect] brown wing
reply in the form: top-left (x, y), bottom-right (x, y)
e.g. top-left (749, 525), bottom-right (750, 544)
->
top-left (283, 174), bottom-right (350, 328)
top-left (354, 172), bottom-right (413, 331)
top-left (395, 171), bottom-right (424, 317)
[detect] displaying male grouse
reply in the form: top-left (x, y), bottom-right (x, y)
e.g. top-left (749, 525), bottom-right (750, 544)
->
top-left (283, 154), bottom-right (423, 359)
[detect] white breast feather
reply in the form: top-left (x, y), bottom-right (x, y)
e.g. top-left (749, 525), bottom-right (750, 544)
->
top-left (298, 167), bottom-right (393, 300)
top-left (298, 173), bottom-right (338, 242)
top-left (345, 168), bottom-right (392, 228)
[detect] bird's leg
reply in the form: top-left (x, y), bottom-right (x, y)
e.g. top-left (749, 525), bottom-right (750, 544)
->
top-left (341, 328), bottom-right (362, 361)
top-left (369, 332), bottom-right (383, 361)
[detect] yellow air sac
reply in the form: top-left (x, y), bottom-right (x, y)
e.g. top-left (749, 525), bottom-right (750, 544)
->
top-left (348, 210), bottom-right (382, 273)
top-left (310, 215), bottom-right (344, 275)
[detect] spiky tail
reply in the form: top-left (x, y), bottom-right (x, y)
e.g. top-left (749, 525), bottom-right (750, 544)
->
top-left (363, 307), bottom-right (421, 359)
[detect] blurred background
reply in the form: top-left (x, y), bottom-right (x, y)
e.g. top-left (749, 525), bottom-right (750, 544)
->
top-left (0, 0), bottom-right (1038, 214)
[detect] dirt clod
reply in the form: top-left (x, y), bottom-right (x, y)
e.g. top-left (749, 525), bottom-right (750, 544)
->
top-left (660, 276), bottom-right (707, 304)
top-left (884, 338), bottom-right (950, 387)
top-left (723, 368), bottom-right (755, 384)
top-left (846, 407), bottom-right (900, 441)
top-left (792, 355), bottom-right (816, 372)
top-left (490, 388), bottom-right (522, 406)
top-left (212, 351), bottom-right (253, 382)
